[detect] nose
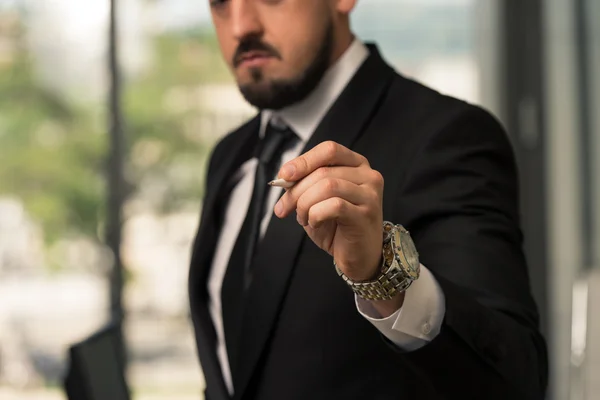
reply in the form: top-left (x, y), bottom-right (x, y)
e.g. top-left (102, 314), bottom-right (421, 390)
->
top-left (230, 0), bottom-right (263, 41)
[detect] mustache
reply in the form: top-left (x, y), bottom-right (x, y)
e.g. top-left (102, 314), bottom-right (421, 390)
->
top-left (233, 37), bottom-right (281, 67)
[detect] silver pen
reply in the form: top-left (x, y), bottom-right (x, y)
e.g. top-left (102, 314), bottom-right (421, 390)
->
top-left (268, 178), bottom-right (296, 188)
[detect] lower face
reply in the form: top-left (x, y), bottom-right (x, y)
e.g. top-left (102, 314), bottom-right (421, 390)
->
top-left (233, 19), bottom-right (335, 110)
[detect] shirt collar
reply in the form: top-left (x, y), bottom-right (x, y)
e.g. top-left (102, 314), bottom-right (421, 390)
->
top-left (260, 39), bottom-right (369, 143)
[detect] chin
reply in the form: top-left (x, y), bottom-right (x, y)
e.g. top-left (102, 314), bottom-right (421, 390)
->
top-left (237, 78), bottom-right (270, 94)
top-left (238, 64), bottom-right (325, 110)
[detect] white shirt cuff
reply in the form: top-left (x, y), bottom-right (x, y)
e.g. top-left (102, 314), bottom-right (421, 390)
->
top-left (355, 264), bottom-right (445, 351)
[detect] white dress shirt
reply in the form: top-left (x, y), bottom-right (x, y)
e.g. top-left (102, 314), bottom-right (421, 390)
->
top-left (207, 39), bottom-right (446, 395)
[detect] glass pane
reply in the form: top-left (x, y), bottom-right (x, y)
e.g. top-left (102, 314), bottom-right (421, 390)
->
top-left (118, 1), bottom-right (491, 399)
top-left (0, 0), bottom-right (109, 398)
top-left (119, 3), bottom-right (252, 399)
top-left (0, 1), bottom-right (496, 399)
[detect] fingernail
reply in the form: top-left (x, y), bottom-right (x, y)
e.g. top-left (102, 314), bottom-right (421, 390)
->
top-left (282, 164), bottom-right (296, 179)
top-left (296, 213), bottom-right (305, 226)
top-left (274, 200), bottom-right (283, 216)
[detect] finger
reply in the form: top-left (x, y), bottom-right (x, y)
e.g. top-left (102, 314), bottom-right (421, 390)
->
top-left (275, 166), bottom-right (374, 217)
top-left (306, 197), bottom-right (364, 230)
top-left (278, 141), bottom-right (368, 182)
top-left (295, 178), bottom-right (374, 226)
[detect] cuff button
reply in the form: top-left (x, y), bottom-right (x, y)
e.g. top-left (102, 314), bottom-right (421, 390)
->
top-left (422, 321), bottom-right (432, 335)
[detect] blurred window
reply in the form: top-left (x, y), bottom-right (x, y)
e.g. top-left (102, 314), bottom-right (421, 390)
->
top-left (0, 1), bottom-right (490, 399)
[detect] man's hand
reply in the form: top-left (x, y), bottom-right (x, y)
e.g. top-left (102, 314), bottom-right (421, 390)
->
top-left (273, 141), bottom-right (405, 316)
top-left (273, 141), bottom-right (384, 282)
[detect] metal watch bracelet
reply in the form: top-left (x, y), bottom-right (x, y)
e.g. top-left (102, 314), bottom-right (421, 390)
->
top-left (334, 222), bottom-right (420, 301)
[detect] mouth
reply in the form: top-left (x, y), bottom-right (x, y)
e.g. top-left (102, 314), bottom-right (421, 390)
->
top-left (236, 51), bottom-right (274, 68)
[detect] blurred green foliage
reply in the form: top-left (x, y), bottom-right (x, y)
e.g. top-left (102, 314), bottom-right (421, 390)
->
top-left (0, 40), bottom-right (106, 244)
top-left (0, 19), bottom-right (234, 248)
top-left (123, 28), bottom-right (234, 214)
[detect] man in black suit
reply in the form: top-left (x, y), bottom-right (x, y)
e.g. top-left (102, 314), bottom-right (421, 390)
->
top-left (189, 1), bottom-right (548, 399)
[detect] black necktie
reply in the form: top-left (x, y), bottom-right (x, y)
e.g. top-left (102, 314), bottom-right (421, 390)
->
top-left (221, 120), bottom-right (297, 377)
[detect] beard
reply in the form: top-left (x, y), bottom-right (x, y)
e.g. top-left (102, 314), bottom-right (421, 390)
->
top-left (237, 22), bottom-right (334, 111)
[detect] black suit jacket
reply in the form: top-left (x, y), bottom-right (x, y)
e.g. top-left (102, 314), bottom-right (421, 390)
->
top-left (188, 45), bottom-right (548, 400)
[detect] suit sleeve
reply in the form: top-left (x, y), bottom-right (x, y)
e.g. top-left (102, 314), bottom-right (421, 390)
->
top-left (389, 107), bottom-right (548, 399)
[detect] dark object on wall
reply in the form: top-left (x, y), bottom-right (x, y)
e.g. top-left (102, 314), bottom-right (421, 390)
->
top-left (63, 323), bottom-right (130, 400)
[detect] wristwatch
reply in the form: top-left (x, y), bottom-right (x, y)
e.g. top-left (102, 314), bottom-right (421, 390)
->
top-left (334, 221), bottom-right (420, 301)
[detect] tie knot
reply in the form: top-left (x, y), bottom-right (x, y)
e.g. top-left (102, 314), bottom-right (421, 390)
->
top-left (256, 119), bottom-right (298, 165)
top-left (265, 118), bottom-right (296, 141)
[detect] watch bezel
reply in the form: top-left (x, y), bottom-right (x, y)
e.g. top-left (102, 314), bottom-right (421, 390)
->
top-left (392, 225), bottom-right (420, 280)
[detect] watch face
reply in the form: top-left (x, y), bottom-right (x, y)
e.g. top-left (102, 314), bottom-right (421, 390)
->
top-left (396, 228), bottom-right (420, 279)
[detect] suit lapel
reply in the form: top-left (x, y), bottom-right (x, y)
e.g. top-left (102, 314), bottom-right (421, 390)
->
top-left (188, 115), bottom-right (261, 400)
top-left (190, 115), bottom-right (261, 293)
top-left (234, 46), bottom-right (396, 398)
